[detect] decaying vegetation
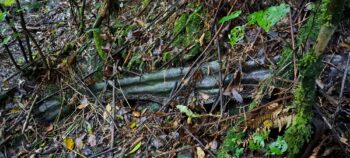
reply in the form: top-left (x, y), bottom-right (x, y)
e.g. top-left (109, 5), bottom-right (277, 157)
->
top-left (1, 0), bottom-right (350, 157)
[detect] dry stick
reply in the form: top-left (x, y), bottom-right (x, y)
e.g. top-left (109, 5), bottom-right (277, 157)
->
top-left (289, 10), bottom-right (298, 86)
top-left (15, 0), bottom-right (33, 61)
top-left (339, 52), bottom-right (350, 98)
top-left (0, 5), bottom-right (28, 63)
top-left (15, 0), bottom-right (50, 69)
top-left (109, 64), bottom-right (117, 156)
top-left (160, 7), bottom-right (233, 111)
top-left (21, 95), bottom-right (38, 134)
top-left (0, 35), bottom-right (21, 70)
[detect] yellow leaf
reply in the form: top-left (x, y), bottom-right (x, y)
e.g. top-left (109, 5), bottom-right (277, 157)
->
top-left (64, 137), bottom-right (74, 151)
top-left (132, 111), bottom-right (141, 117)
top-left (198, 33), bottom-right (205, 46)
top-left (106, 104), bottom-right (112, 112)
top-left (129, 120), bottom-right (137, 129)
top-left (196, 147), bottom-right (205, 158)
top-left (263, 120), bottom-right (273, 129)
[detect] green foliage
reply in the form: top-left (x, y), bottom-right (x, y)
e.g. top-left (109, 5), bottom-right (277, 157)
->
top-left (127, 53), bottom-right (143, 70)
top-left (248, 132), bottom-right (268, 151)
top-left (284, 112), bottom-right (312, 157)
top-left (183, 42), bottom-right (201, 61)
top-left (0, 0), bottom-right (15, 6)
top-left (229, 26), bottom-right (245, 47)
top-left (162, 51), bottom-right (173, 63)
top-left (0, 35), bottom-right (10, 45)
top-left (284, 52), bottom-right (321, 157)
top-left (176, 105), bottom-right (201, 118)
top-left (247, 3), bottom-right (290, 32)
top-left (296, 11), bottom-right (321, 46)
top-left (222, 3), bottom-right (289, 47)
top-left (219, 10), bottom-right (242, 24)
top-left (92, 28), bottom-right (107, 60)
top-left (267, 136), bottom-right (288, 155)
top-left (173, 5), bottom-right (203, 47)
top-left (0, 11), bottom-right (7, 22)
top-left (217, 127), bottom-right (245, 158)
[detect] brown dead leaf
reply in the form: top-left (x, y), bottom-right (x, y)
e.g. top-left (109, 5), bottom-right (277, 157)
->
top-left (45, 124), bottom-right (54, 132)
top-left (154, 112), bottom-right (166, 117)
top-left (77, 96), bottom-right (89, 109)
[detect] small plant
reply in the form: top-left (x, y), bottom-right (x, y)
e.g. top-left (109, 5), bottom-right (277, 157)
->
top-left (267, 136), bottom-right (288, 155)
top-left (219, 3), bottom-right (290, 47)
top-left (217, 126), bottom-right (245, 158)
top-left (0, 0), bottom-right (15, 6)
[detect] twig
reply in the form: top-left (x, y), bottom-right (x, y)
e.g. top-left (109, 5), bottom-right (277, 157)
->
top-left (0, 35), bottom-right (21, 70)
top-left (184, 128), bottom-right (216, 158)
top-left (15, 0), bottom-right (33, 61)
top-left (0, 5), bottom-right (28, 63)
top-left (21, 95), bottom-right (38, 134)
top-left (109, 64), bottom-right (117, 156)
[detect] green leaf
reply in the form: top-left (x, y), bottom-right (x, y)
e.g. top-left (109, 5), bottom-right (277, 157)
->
top-left (219, 10), bottom-right (242, 24)
top-left (0, 11), bottom-right (7, 22)
top-left (229, 25), bottom-right (245, 47)
top-left (176, 105), bottom-right (201, 118)
top-left (0, 0), bottom-right (16, 6)
top-left (0, 36), bottom-right (11, 45)
top-left (247, 3), bottom-right (290, 32)
top-left (267, 136), bottom-right (288, 155)
top-left (127, 142), bottom-right (142, 155)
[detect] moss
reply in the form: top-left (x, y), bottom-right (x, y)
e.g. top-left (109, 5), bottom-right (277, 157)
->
top-left (183, 42), bottom-right (201, 61)
top-left (284, 52), bottom-right (322, 158)
top-left (93, 28), bottom-right (106, 60)
top-left (173, 5), bottom-right (203, 47)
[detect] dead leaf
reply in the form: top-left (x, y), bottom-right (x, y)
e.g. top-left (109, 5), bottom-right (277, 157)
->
top-left (77, 96), bottom-right (89, 109)
top-left (154, 112), bottom-right (166, 117)
top-left (45, 124), bottom-right (53, 132)
top-left (106, 104), bottom-right (112, 112)
top-left (87, 134), bottom-right (96, 147)
top-left (132, 111), bottom-right (141, 117)
top-left (130, 120), bottom-right (137, 129)
top-left (199, 33), bottom-right (205, 46)
top-left (64, 137), bottom-right (74, 151)
top-left (199, 92), bottom-right (210, 100)
top-left (75, 137), bottom-right (84, 150)
top-left (196, 147), bottom-right (205, 158)
top-left (231, 88), bottom-right (243, 103)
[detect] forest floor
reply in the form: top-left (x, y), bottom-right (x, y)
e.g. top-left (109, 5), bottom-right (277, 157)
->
top-left (1, 0), bottom-right (350, 157)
